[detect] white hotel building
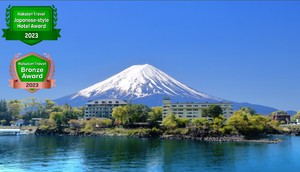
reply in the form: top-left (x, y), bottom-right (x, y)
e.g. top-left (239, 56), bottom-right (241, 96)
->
top-left (84, 99), bottom-right (128, 119)
top-left (162, 97), bottom-right (233, 119)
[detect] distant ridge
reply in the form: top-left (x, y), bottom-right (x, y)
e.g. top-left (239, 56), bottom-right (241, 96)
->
top-left (54, 64), bottom-right (296, 115)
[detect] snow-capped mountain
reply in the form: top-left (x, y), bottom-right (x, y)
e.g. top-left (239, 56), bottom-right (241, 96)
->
top-left (54, 64), bottom-right (296, 115)
top-left (72, 64), bottom-right (221, 101)
top-left (55, 64), bottom-right (223, 106)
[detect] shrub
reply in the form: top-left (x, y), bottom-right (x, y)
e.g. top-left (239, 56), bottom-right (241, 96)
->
top-left (177, 118), bottom-right (190, 128)
top-left (127, 128), bottom-right (151, 137)
top-left (68, 119), bottom-right (86, 130)
top-left (82, 118), bottom-right (113, 133)
top-left (226, 109), bottom-right (282, 136)
top-left (38, 119), bottom-right (56, 131)
top-left (162, 114), bottom-right (177, 129)
top-left (191, 118), bottom-right (211, 130)
top-left (150, 127), bottom-right (163, 137)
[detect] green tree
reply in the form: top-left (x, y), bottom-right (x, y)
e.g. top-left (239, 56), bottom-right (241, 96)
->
top-left (83, 118), bottom-right (113, 133)
top-left (0, 119), bottom-right (6, 126)
top-left (61, 108), bottom-right (82, 126)
top-left (239, 107), bottom-right (256, 115)
top-left (272, 110), bottom-right (288, 115)
top-left (0, 100), bottom-right (12, 125)
top-left (226, 109), bottom-right (277, 136)
top-left (42, 99), bottom-right (56, 118)
top-left (212, 116), bottom-right (226, 133)
top-left (68, 119), bottom-right (86, 131)
top-left (50, 112), bottom-right (63, 129)
top-left (45, 99), bottom-right (55, 110)
top-left (176, 118), bottom-right (190, 128)
top-left (8, 100), bottom-right (23, 119)
top-left (0, 99), bottom-right (8, 112)
top-left (127, 104), bottom-right (150, 124)
top-left (227, 111), bottom-right (247, 135)
top-left (191, 118), bottom-right (209, 127)
top-left (292, 110), bottom-right (300, 121)
top-left (38, 119), bottom-right (56, 131)
top-left (112, 106), bottom-right (129, 125)
top-left (112, 104), bottom-right (150, 126)
top-left (148, 106), bottom-right (162, 126)
top-left (51, 105), bottom-right (64, 113)
top-left (73, 107), bottom-right (84, 118)
top-left (22, 98), bottom-right (44, 124)
top-left (10, 121), bottom-right (15, 126)
top-left (22, 97), bottom-right (39, 113)
top-left (62, 103), bottom-right (72, 111)
top-left (0, 114), bottom-right (12, 125)
top-left (162, 114), bottom-right (177, 129)
top-left (201, 105), bottom-right (223, 118)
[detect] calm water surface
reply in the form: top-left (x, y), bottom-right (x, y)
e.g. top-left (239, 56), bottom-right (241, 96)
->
top-left (0, 135), bottom-right (299, 172)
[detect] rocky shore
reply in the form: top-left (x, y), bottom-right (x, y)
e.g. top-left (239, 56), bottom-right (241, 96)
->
top-left (160, 134), bottom-right (282, 144)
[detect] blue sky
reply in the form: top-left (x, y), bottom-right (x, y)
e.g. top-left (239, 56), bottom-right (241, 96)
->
top-left (0, 1), bottom-right (299, 111)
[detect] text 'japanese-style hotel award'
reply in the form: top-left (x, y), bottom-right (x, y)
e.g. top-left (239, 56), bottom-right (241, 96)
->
top-left (2, 5), bottom-right (61, 46)
top-left (9, 53), bottom-right (55, 93)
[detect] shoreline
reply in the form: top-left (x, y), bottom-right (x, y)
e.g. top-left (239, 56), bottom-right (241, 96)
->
top-left (34, 128), bottom-right (283, 144)
top-left (0, 126), bottom-right (284, 144)
top-left (160, 134), bottom-right (282, 144)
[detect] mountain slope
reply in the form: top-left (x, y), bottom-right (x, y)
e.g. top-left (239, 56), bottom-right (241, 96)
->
top-left (54, 64), bottom-right (295, 115)
top-left (72, 64), bottom-right (221, 101)
top-left (55, 64), bottom-right (222, 106)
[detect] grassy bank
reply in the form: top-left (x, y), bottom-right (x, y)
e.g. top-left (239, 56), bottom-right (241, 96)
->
top-left (64, 127), bottom-right (162, 138)
top-left (279, 124), bottom-right (300, 135)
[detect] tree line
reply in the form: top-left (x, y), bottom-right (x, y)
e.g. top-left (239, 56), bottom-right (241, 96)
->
top-left (0, 98), bottom-right (84, 126)
top-left (0, 97), bottom-right (295, 137)
top-left (38, 103), bottom-right (162, 134)
top-left (161, 107), bottom-right (281, 137)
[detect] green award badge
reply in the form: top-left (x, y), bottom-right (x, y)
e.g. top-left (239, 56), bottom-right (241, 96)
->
top-left (9, 53), bottom-right (56, 93)
top-left (3, 5), bottom-right (61, 46)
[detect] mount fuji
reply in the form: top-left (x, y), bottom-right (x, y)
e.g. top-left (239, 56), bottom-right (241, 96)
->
top-left (54, 64), bottom-right (295, 115)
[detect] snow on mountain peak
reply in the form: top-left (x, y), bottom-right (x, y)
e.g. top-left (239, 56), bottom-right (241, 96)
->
top-left (71, 64), bottom-right (222, 101)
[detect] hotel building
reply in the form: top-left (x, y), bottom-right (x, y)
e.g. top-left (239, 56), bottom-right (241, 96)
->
top-left (162, 97), bottom-right (233, 119)
top-left (84, 99), bottom-right (127, 119)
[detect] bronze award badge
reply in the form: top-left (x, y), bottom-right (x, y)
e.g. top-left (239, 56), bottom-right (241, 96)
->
top-left (9, 52), bottom-right (55, 93)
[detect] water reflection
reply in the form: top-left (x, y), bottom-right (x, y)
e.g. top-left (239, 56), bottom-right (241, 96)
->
top-left (0, 135), bottom-right (299, 171)
top-left (80, 137), bottom-right (162, 171)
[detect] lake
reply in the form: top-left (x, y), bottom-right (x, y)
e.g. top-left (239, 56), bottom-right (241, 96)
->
top-left (0, 135), bottom-right (299, 172)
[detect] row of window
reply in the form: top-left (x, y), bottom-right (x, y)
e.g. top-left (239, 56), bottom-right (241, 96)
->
top-left (86, 108), bottom-right (114, 111)
top-left (87, 104), bottom-right (120, 107)
top-left (86, 111), bottom-right (112, 114)
top-left (186, 115), bottom-right (198, 118)
top-left (173, 112), bottom-right (199, 115)
top-left (171, 104), bottom-right (204, 108)
top-left (170, 104), bottom-right (232, 108)
top-left (165, 111), bottom-right (233, 114)
top-left (163, 115), bottom-right (198, 118)
top-left (94, 101), bottom-right (120, 104)
top-left (164, 108), bottom-right (233, 112)
top-left (85, 114), bottom-right (111, 118)
top-left (169, 115), bottom-right (199, 118)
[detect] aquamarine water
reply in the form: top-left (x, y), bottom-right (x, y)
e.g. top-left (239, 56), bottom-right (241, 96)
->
top-left (0, 135), bottom-right (299, 172)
